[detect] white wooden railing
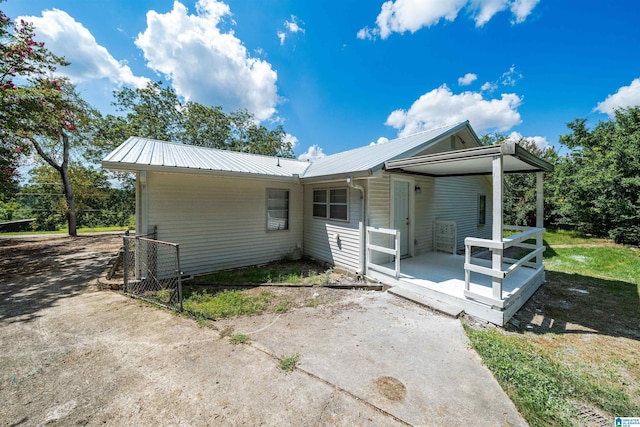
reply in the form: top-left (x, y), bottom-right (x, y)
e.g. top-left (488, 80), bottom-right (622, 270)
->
top-left (463, 226), bottom-right (545, 307)
top-left (366, 226), bottom-right (401, 279)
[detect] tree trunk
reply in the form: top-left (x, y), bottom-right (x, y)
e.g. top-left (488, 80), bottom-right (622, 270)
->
top-left (60, 133), bottom-right (77, 237)
top-left (31, 132), bottom-right (77, 236)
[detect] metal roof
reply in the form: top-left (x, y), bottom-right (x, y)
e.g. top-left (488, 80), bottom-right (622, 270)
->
top-left (102, 137), bottom-right (310, 179)
top-left (385, 141), bottom-right (554, 176)
top-left (300, 121), bottom-right (477, 180)
top-left (102, 121), bottom-right (497, 181)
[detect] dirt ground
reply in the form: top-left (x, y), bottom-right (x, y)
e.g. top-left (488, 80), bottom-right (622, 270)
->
top-left (0, 233), bottom-right (526, 426)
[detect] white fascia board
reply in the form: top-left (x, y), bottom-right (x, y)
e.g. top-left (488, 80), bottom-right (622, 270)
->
top-left (101, 162), bottom-right (302, 182)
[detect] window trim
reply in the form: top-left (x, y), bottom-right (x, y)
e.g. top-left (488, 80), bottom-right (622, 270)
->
top-left (266, 188), bottom-right (290, 231)
top-left (478, 194), bottom-right (487, 226)
top-left (312, 188), bottom-right (349, 222)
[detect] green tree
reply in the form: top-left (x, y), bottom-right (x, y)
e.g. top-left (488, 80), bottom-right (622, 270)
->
top-left (554, 108), bottom-right (640, 245)
top-left (23, 163), bottom-right (134, 231)
top-left (181, 102), bottom-right (231, 148)
top-left (1, 8), bottom-right (65, 200)
top-left (481, 133), bottom-right (558, 227)
top-left (0, 9), bottom-right (94, 235)
top-left (96, 81), bottom-right (294, 159)
top-left (0, 144), bottom-right (21, 200)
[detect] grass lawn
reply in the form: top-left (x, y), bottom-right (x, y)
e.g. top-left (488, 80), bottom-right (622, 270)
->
top-left (465, 229), bottom-right (640, 426)
top-left (1, 225), bottom-right (128, 236)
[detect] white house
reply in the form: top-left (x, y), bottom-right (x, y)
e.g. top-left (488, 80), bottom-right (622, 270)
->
top-left (102, 121), bottom-right (553, 325)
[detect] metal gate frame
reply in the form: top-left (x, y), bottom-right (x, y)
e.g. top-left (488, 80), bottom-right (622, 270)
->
top-left (122, 231), bottom-right (183, 311)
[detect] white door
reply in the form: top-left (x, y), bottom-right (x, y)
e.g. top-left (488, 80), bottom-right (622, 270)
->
top-left (393, 180), bottom-right (410, 257)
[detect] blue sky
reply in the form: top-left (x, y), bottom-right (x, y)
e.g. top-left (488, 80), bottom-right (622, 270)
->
top-left (4, 0), bottom-right (640, 160)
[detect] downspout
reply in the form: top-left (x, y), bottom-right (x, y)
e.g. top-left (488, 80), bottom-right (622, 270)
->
top-left (347, 177), bottom-right (366, 275)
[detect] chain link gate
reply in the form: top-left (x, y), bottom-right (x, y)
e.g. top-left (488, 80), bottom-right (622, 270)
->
top-left (122, 231), bottom-right (183, 311)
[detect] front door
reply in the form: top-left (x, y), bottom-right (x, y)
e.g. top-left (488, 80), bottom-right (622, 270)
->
top-left (393, 180), bottom-right (410, 257)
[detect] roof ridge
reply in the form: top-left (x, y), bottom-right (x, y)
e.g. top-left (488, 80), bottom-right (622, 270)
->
top-left (391, 120), bottom-right (467, 142)
top-left (313, 120), bottom-right (468, 159)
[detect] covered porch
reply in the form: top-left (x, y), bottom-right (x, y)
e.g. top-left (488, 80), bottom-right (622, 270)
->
top-left (365, 142), bottom-right (553, 325)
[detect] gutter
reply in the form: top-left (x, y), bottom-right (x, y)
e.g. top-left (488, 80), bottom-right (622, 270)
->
top-left (347, 176), bottom-right (366, 275)
top-left (101, 162), bottom-right (304, 182)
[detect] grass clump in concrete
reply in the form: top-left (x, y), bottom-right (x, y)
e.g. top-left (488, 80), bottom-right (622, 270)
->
top-left (229, 333), bottom-right (250, 345)
top-left (279, 353), bottom-right (300, 372)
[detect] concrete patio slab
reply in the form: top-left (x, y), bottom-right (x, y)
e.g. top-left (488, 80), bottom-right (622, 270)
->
top-left (216, 291), bottom-right (527, 426)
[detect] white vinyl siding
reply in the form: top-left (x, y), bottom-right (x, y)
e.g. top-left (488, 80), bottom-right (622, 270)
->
top-left (367, 174), bottom-right (436, 258)
top-left (366, 173), bottom-right (490, 257)
top-left (432, 176), bottom-right (493, 252)
top-left (304, 183), bottom-right (361, 272)
top-left (144, 172), bottom-right (303, 275)
top-left (367, 177), bottom-right (390, 229)
top-left (413, 175), bottom-right (436, 255)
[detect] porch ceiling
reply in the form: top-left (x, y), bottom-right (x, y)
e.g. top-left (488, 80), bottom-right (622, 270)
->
top-left (384, 141), bottom-right (553, 177)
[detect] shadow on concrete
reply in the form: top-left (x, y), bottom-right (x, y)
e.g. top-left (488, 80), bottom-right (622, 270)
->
top-left (0, 235), bottom-right (120, 324)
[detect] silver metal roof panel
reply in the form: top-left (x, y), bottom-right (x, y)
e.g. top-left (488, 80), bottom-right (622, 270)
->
top-left (300, 121), bottom-right (473, 179)
top-left (102, 137), bottom-right (310, 178)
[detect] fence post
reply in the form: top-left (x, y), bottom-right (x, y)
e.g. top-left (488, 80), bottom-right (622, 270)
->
top-left (123, 231), bottom-right (129, 293)
top-left (175, 244), bottom-right (183, 312)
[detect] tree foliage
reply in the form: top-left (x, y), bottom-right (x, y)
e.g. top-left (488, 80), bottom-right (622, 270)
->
top-left (480, 133), bottom-right (558, 227)
top-left (0, 8), bottom-right (68, 200)
top-left (553, 107), bottom-right (640, 245)
top-left (94, 81), bottom-right (294, 160)
top-left (21, 163), bottom-right (134, 231)
top-left (0, 8), bottom-right (93, 235)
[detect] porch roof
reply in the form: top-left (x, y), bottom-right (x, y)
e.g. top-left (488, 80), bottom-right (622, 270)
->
top-left (384, 141), bottom-right (553, 176)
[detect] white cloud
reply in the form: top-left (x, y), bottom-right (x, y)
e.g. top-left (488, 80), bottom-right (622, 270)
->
top-left (506, 131), bottom-right (550, 150)
top-left (369, 136), bottom-right (390, 146)
top-left (298, 145), bottom-right (326, 161)
top-left (285, 15), bottom-right (304, 34)
top-left (358, 0), bottom-right (539, 39)
top-left (282, 133), bottom-right (299, 151)
top-left (278, 15), bottom-right (305, 45)
top-left (595, 78), bottom-right (640, 117)
top-left (277, 31), bottom-right (286, 45)
top-left (458, 73), bottom-right (478, 86)
top-left (481, 81), bottom-right (498, 92)
top-left (385, 84), bottom-right (522, 136)
top-left (356, 28), bottom-right (373, 40)
top-left (18, 9), bottom-right (148, 88)
top-left (470, 0), bottom-right (509, 27)
top-left (510, 0), bottom-right (540, 24)
top-left (499, 64), bottom-right (522, 86)
top-left (480, 65), bottom-right (521, 93)
top-left (135, 0), bottom-right (279, 121)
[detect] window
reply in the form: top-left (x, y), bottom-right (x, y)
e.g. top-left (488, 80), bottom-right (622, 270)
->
top-left (478, 194), bottom-right (486, 226)
top-left (313, 188), bottom-right (348, 221)
top-left (267, 189), bottom-right (289, 231)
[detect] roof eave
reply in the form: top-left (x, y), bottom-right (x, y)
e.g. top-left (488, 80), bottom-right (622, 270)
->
top-left (383, 121), bottom-right (473, 165)
top-left (506, 142), bottom-right (554, 172)
top-left (101, 161), bottom-right (303, 182)
top-left (385, 142), bottom-right (554, 175)
top-left (299, 169), bottom-right (374, 184)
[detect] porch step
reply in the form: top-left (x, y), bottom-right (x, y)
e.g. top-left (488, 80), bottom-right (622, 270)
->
top-left (388, 287), bottom-right (464, 319)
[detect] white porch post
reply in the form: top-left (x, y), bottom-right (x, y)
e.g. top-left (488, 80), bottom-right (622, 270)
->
top-left (536, 171), bottom-right (544, 267)
top-left (492, 155), bottom-right (503, 300)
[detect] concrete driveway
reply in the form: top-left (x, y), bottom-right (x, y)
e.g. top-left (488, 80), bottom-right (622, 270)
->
top-left (0, 234), bottom-right (526, 426)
